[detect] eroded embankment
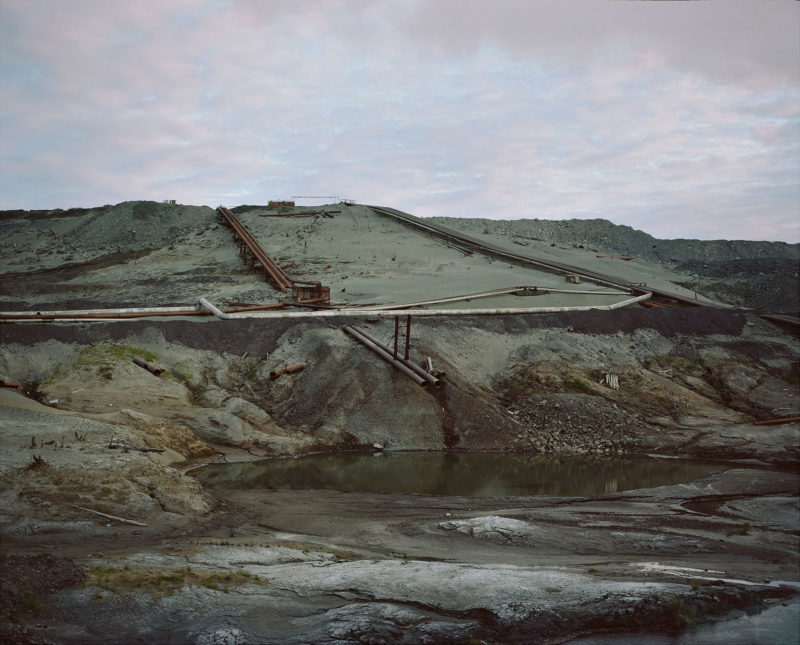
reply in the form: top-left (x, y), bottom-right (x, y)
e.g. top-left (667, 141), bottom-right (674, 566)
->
top-left (1, 307), bottom-right (797, 459)
top-left (0, 307), bottom-right (799, 644)
top-left (0, 307), bottom-right (796, 537)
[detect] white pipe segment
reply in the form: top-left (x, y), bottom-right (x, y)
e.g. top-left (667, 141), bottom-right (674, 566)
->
top-left (368, 285), bottom-right (630, 310)
top-left (1, 293), bottom-right (651, 323)
top-left (197, 293), bottom-right (652, 319)
top-left (197, 297), bottom-right (232, 319)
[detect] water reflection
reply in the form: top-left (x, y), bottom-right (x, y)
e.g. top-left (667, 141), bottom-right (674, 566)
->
top-left (195, 452), bottom-right (725, 497)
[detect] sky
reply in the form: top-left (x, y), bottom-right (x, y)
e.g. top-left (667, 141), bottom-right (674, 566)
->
top-left (1, 1), bottom-right (798, 242)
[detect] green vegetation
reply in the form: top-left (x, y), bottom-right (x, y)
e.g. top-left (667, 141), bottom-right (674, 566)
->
top-left (77, 343), bottom-right (159, 366)
top-left (561, 374), bottom-right (597, 394)
top-left (190, 539), bottom-right (360, 560)
top-left (727, 521), bottom-right (751, 537)
top-left (19, 596), bottom-right (42, 612)
top-left (667, 597), bottom-right (701, 628)
top-left (6, 464), bottom-right (133, 508)
top-left (42, 343), bottom-right (168, 385)
top-left (42, 362), bottom-right (63, 385)
top-left (645, 355), bottom-right (703, 375)
top-left (166, 361), bottom-right (195, 385)
top-left (500, 362), bottom-right (603, 401)
top-left (87, 565), bottom-right (259, 597)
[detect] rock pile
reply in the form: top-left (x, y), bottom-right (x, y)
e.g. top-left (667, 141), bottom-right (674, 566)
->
top-left (62, 201), bottom-right (217, 255)
top-left (431, 215), bottom-right (800, 311)
top-left (431, 216), bottom-right (799, 265)
top-left (507, 393), bottom-right (650, 454)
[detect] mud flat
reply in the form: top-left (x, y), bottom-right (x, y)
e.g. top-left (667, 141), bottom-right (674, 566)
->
top-left (1, 202), bottom-right (798, 643)
top-left (1, 466), bottom-right (798, 644)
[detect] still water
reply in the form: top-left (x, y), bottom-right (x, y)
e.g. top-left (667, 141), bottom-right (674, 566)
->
top-left (195, 452), bottom-right (726, 497)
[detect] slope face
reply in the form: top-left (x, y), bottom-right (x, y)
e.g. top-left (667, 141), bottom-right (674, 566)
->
top-left (1, 201), bottom-right (770, 312)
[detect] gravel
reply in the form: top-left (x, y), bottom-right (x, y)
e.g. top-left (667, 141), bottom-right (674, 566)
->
top-left (507, 393), bottom-right (649, 454)
top-left (430, 216), bottom-right (800, 265)
top-left (430, 216), bottom-right (800, 312)
top-left (61, 201), bottom-right (217, 255)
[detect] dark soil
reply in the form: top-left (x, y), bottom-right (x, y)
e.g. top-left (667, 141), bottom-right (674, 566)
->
top-left (0, 554), bottom-right (86, 630)
top-left (0, 308), bottom-right (749, 355)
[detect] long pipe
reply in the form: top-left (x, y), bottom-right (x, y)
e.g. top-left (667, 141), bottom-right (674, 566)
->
top-left (0, 299), bottom-right (325, 321)
top-left (195, 292), bottom-right (652, 319)
top-left (1, 292), bottom-right (652, 324)
top-left (350, 325), bottom-right (442, 387)
top-left (369, 285), bottom-right (629, 310)
top-left (343, 326), bottom-right (428, 387)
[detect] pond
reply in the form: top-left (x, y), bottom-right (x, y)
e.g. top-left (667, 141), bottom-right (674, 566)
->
top-left (194, 452), bottom-right (727, 497)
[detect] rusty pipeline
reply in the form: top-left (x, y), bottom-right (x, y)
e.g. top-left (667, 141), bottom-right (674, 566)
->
top-left (343, 326), bottom-right (428, 387)
top-left (132, 357), bottom-right (165, 376)
top-left (269, 362), bottom-right (308, 380)
top-left (349, 326), bottom-right (442, 387)
top-left (753, 417), bottom-right (800, 426)
top-left (424, 356), bottom-right (446, 380)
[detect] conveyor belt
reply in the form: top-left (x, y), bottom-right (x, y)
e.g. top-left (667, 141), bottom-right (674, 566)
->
top-left (218, 206), bottom-right (292, 291)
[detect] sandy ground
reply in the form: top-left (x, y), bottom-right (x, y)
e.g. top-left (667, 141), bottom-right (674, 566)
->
top-left (1, 202), bottom-right (799, 643)
top-left (1, 202), bottom-right (728, 311)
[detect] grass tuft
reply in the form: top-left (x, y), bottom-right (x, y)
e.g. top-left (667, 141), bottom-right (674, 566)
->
top-left (86, 565), bottom-right (260, 597)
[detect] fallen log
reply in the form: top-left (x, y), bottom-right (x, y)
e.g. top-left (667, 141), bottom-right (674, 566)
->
top-left (72, 505), bottom-right (148, 527)
top-left (108, 442), bottom-right (165, 453)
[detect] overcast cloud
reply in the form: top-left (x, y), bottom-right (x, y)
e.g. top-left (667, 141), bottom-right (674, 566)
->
top-left (1, 0), bottom-right (798, 241)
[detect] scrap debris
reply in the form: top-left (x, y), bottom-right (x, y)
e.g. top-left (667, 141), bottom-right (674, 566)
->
top-left (601, 373), bottom-right (620, 390)
top-left (71, 504), bottom-right (148, 527)
top-left (132, 357), bottom-right (164, 376)
top-left (108, 437), bottom-right (165, 453)
top-left (753, 417), bottom-right (800, 427)
top-left (269, 362), bottom-right (308, 380)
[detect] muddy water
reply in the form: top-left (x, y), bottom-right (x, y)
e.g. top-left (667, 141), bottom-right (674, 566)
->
top-left (195, 452), bottom-right (727, 496)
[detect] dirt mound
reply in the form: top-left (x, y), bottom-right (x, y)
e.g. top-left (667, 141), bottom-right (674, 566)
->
top-left (430, 216), bottom-right (799, 311)
top-left (61, 201), bottom-right (217, 255)
top-left (1, 554), bottom-right (85, 623)
top-left (430, 216), bottom-right (800, 264)
top-left (675, 258), bottom-right (800, 312)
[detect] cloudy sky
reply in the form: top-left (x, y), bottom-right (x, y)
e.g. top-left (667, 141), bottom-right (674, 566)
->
top-left (1, 1), bottom-right (798, 242)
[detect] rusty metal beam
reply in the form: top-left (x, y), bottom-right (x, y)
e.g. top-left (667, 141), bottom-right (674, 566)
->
top-left (349, 325), bottom-right (442, 388)
top-left (269, 362), bottom-right (308, 380)
top-left (132, 357), bottom-right (164, 376)
top-left (218, 206), bottom-right (292, 291)
top-left (405, 315), bottom-right (411, 361)
top-left (343, 326), bottom-right (428, 387)
top-left (393, 316), bottom-right (399, 359)
top-left (753, 417), bottom-right (800, 426)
